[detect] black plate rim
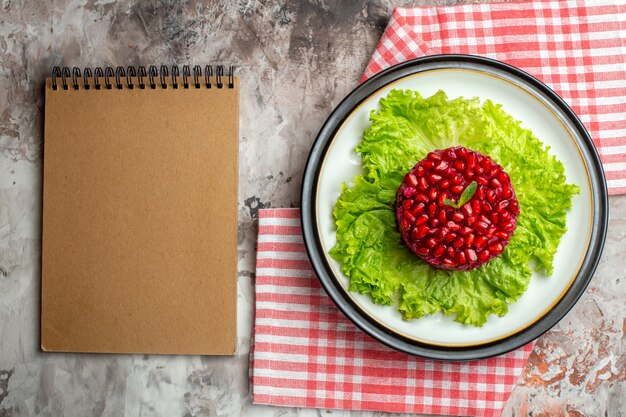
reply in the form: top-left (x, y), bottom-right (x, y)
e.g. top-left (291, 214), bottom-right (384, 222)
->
top-left (300, 54), bottom-right (608, 361)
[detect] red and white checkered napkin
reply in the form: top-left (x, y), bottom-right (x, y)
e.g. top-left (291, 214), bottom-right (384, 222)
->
top-left (363, 0), bottom-right (626, 195)
top-left (251, 209), bottom-right (534, 417)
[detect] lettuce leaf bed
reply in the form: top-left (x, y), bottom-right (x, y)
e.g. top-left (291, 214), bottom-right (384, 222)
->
top-left (329, 90), bottom-right (579, 326)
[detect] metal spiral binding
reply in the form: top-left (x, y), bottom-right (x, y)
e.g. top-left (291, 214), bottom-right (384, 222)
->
top-left (50, 65), bottom-right (235, 90)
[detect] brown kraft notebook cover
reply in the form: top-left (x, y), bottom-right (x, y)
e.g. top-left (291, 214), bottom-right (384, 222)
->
top-left (41, 65), bottom-right (238, 355)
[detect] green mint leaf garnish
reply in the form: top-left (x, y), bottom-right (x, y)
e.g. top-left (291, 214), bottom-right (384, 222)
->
top-left (458, 181), bottom-right (478, 207)
top-left (443, 181), bottom-right (477, 209)
top-left (443, 198), bottom-right (458, 208)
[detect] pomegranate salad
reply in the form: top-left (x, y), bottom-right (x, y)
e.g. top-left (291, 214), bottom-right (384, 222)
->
top-left (330, 90), bottom-right (579, 326)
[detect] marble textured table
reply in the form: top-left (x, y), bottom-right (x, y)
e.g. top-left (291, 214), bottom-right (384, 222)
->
top-left (0, 1), bottom-right (624, 416)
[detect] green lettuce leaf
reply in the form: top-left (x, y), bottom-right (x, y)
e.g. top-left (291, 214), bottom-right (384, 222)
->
top-left (330, 89), bottom-right (579, 326)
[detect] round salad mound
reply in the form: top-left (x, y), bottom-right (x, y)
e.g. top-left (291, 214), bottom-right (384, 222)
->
top-left (396, 146), bottom-right (519, 271)
top-left (330, 89), bottom-right (579, 326)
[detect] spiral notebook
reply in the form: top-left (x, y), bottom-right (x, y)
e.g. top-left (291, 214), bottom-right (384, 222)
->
top-left (41, 65), bottom-right (238, 355)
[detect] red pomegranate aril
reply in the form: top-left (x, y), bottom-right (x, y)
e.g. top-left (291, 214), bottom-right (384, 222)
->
top-left (429, 173), bottom-right (442, 182)
top-left (438, 210), bottom-right (447, 224)
top-left (477, 250), bottom-right (490, 261)
top-left (428, 152), bottom-right (442, 161)
top-left (428, 203), bottom-right (437, 217)
top-left (467, 153), bottom-right (476, 168)
top-left (447, 221), bottom-right (461, 232)
top-left (451, 185), bottom-right (464, 194)
top-left (432, 245), bottom-right (445, 257)
top-left (489, 243), bottom-right (504, 254)
top-left (456, 251), bottom-right (467, 265)
top-left (435, 160), bottom-right (449, 171)
top-left (452, 212), bottom-right (465, 222)
top-left (410, 203), bottom-right (425, 216)
top-left (396, 146), bottom-right (518, 271)
top-left (404, 187), bottom-right (416, 198)
top-left (416, 194), bottom-right (428, 203)
top-left (460, 226), bottom-right (473, 235)
top-left (475, 236), bottom-right (488, 248)
top-left (495, 231), bottom-right (509, 240)
top-left (415, 215), bottom-right (428, 226)
top-left (418, 176), bottom-right (428, 191)
top-left (442, 257), bottom-right (456, 267)
top-left (426, 237), bottom-right (438, 248)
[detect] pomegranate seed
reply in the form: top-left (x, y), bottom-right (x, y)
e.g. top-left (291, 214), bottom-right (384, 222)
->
top-left (475, 166), bottom-right (485, 175)
top-left (451, 185), bottom-right (464, 194)
top-left (486, 189), bottom-right (497, 203)
top-left (416, 166), bottom-right (425, 176)
top-left (428, 203), bottom-right (437, 217)
top-left (447, 221), bottom-right (461, 232)
top-left (460, 226), bottom-right (473, 235)
top-left (422, 160), bottom-right (434, 169)
top-left (482, 159), bottom-right (492, 171)
top-left (429, 174), bottom-right (442, 182)
top-left (489, 243), bottom-right (504, 254)
top-left (475, 220), bottom-right (488, 230)
top-left (452, 175), bottom-right (463, 185)
top-left (403, 211), bottom-right (416, 222)
top-left (456, 251), bottom-right (467, 265)
top-left (496, 200), bottom-right (509, 212)
top-left (510, 200), bottom-right (520, 215)
top-left (475, 236), bottom-right (488, 248)
top-left (440, 179), bottom-right (450, 189)
top-left (489, 166), bottom-right (500, 177)
top-left (435, 160), bottom-right (449, 171)
top-left (501, 221), bottom-right (515, 230)
top-left (400, 218), bottom-right (410, 231)
top-left (500, 211), bottom-right (511, 221)
top-left (453, 161), bottom-right (465, 170)
top-left (426, 237), bottom-right (438, 248)
top-left (485, 225), bottom-right (496, 238)
top-left (490, 213), bottom-right (499, 224)
top-left (453, 238), bottom-right (464, 248)
top-left (477, 250), bottom-right (490, 261)
top-left (438, 210), bottom-right (447, 224)
top-left (437, 192), bottom-right (448, 206)
top-left (415, 225), bottom-right (430, 239)
top-left (452, 212), bottom-right (465, 222)
top-left (477, 176), bottom-right (488, 186)
top-left (470, 199), bottom-right (482, 214)
top-left (467, 153), bottom-right (476, 168)
top-left (482, 201), bottom-right (492, 212)
top-left (502, 186), bottom-right (513, 199)
top-left (445, 232), bottom-right (457, 243)
top-left (428, 152), bottom-right (442, 161)
top-left (415, 215), bottom-right (428, 225)
top-left (442, 258), bottom-right (456, 267)
top-left (457, 147), bottom-right (468, 157)
top-left (404, 187), bottom-right (416, 198)
top-left (432, 245), bottom-right (445, 257)
top-left (498, 172), bottom-right (510, 184)
top-left (402, 199), bottom-right (414, 209)
top-left (479, 215), bottom-right (491, 225)
top-left (445, 149), bottom-right (457, 160)
top-left (467, 215), bottom-right (477, 225)
top-left (491, 178), bottom-right (501, 188)
top-left (430, 219), bottom-right (440, 228)
top-left (461, 203), bottom-right (473, 216)
top-left (476, 186), bottom-right (485, 199)
top-left (416, 194), bottom-right (428, 203)
top-left (417, 246), bottom-right (429, 256)
top-left (495, 231), bottom-right (509, 240)
top-left (465, 234), bottom-right (475, 246)
top-left (410, 203), bottom-right (426, 216)
top-left (466, 249), bottom-right (477, 262)
top-left (406, 173), bottom-right (418, 187)
top-left (446, 246), bottom-right (456, 258)
top-left (437, 228), bottom-right (449, 238)
top-left (418, 177), bottom-right (428, 191)
top-left (428, 187), bottom-right (438, 200)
